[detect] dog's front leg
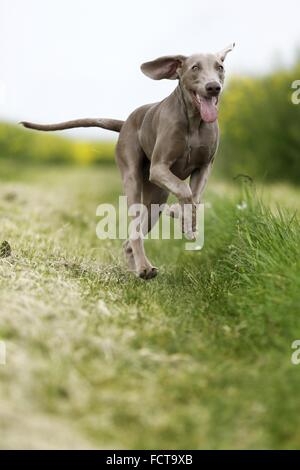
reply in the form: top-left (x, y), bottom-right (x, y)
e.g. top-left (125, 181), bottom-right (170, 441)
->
top-left (149, 161), bottom-right (196, 239)
top-left (167, 164), bottom-right (212, 237)
top-left (149, 163), bottom-right (192, 203)
top-left (149, 141), bottom-right (202, 239)
top-left (189, 164), bottom-right (212, 204)
top-left (149, 140), bottom-right (191, 201)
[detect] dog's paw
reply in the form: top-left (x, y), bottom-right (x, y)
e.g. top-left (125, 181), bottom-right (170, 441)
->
top-left (136, 265), bottom-right (158, 280)
top-left (166, 202), bottom-right (198, 240)
top-left (184, 230), bottom-right (198, 241)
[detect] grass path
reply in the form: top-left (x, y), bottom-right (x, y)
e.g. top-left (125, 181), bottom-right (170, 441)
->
top-left (0, 164), bottom-right (300, 449)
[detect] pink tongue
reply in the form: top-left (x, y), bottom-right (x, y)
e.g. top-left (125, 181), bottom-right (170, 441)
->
top-left (199, 98), bottom-right (218, 123)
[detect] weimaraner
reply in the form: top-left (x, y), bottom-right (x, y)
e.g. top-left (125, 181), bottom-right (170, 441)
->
top-left (21, 44), bottom-right (235, 280)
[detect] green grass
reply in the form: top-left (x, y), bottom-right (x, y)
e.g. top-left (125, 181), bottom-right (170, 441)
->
top-left (0, 163), bottom-right (300, 449)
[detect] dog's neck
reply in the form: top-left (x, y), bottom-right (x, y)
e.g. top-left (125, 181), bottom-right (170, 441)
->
top-left (175, 82), bottom-right (204, 126)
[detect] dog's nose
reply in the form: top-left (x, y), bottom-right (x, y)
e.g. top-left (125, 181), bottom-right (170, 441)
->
top-left (205, 81), bottom-right (221, 96)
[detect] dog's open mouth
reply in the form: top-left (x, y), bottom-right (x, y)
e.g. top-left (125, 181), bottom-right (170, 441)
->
top-left (192, 92), bottom-right (218, 123)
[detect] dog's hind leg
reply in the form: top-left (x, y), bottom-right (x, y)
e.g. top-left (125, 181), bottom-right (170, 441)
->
top-left (123, 239), bottom-right (136, 273)
top-left (124, 180), bottom-right (168, 279)
top-left (140, 179), bottom-right (169, 239)
top-left (122, 185), bottom-right (168, 278)
top-left (117, 133), bottom-right (158, 279)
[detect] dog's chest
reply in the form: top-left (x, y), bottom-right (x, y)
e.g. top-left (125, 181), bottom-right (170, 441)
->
top-left (172, 123), bottom-right (219, 179)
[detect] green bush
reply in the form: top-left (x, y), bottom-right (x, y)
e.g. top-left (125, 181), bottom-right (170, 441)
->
top-left (218, 62), bottom-right (300, 184)
top-left (0, 122), bottom-right (115, 165)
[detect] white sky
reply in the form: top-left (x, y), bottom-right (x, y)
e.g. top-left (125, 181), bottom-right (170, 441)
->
top-left (0, 0), bottom-right (299, 139)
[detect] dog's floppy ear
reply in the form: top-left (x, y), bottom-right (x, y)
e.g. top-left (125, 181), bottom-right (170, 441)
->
top-left (141, 55), bottom-right (187, 80)
top-left (216, 43), bottom-right (235, 62)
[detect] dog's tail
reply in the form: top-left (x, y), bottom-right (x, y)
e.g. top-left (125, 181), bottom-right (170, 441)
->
top-left (20, 118), bottom-right (124, 133)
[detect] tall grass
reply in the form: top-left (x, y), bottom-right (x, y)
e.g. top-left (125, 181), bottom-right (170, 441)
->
top-left (0, 165), bottom-right (299, 448)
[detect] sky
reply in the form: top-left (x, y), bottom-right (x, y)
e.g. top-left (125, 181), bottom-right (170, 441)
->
top-left (0, 0), bottom-right (299, 139)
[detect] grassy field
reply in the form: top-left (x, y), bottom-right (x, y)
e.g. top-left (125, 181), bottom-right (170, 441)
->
top-left (0, 162), bottom-right (300, 449)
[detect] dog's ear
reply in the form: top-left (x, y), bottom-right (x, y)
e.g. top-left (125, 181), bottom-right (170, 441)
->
top-left (216, 43), bottom-right (235, 62)
top-left (141, 55), bottom-right (187, 80)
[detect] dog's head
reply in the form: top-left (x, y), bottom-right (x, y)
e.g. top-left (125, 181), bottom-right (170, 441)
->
top-left (141, 44), bottom-right (235, 123)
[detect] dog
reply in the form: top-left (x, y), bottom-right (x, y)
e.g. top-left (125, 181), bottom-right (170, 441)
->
top-left (21, 44), bottom-right (235, 280)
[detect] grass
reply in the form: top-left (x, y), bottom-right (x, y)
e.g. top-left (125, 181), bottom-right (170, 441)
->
top-left (0, 162), bottom-right (300, 449)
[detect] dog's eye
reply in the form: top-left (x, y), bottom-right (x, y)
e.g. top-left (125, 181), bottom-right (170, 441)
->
top-left (192, 65), bottom-right (199, 71)
top-left (217, 64), bottom-right (224, 72)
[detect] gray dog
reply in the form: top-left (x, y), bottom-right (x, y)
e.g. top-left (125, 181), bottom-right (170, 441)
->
top-left (21, 43), bottom-right (235, 280)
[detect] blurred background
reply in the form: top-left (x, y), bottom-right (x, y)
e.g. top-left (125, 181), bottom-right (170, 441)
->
top-left (0, 0), bottom-right (300, 183)
top-left (1, 1), bottom-right (300, 450)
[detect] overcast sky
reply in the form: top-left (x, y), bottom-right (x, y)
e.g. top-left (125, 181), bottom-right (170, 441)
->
top-left (0, 0), bottom-right (299, 139)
